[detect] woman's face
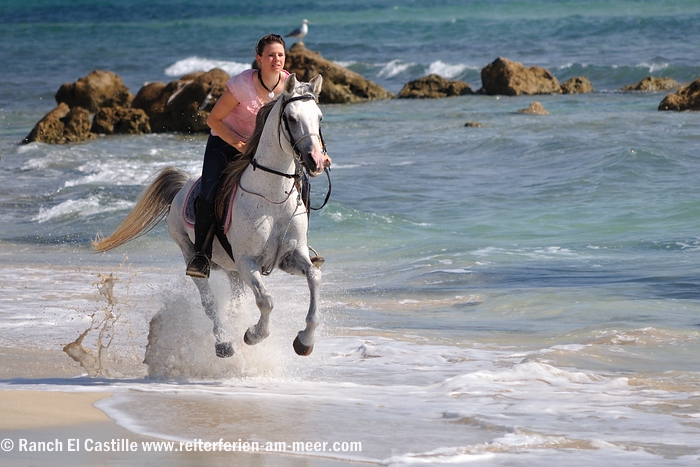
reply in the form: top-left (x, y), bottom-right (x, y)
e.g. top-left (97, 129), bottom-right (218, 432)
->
top-left (257, 43), bottom-right (286, 72)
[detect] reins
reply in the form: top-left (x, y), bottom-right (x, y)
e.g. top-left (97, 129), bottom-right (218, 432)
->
top-left (309, 167), bottom-right (331, 211)
top-left (250, 157), bottom-right (299, 180)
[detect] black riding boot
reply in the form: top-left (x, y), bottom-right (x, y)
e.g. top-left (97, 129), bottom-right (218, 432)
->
top-left (186, 196), bottom-right (216, 279)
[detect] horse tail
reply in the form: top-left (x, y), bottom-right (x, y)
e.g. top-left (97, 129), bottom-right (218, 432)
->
top-left (93, 166), bottom-right (190, 252)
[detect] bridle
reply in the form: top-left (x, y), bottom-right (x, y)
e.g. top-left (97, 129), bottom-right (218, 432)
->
top-left (279, 94), bottom-right (327, 158)
top-left (250, 93), bottom-right (332, 210)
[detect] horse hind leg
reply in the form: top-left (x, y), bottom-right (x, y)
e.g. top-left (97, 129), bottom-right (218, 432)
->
top-left (191, 276), bottom-right (234, 358)
top-left (281, 250), bottom-right (320, 356)
top-left (224, 269), bottom-right (246, 304)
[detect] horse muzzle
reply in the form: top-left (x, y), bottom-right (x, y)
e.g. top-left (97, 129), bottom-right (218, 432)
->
top-left (303, 142), bottom-right (328, 177)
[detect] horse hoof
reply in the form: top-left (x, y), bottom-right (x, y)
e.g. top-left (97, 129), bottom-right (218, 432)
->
top-left (244, 328), bottom-right (269, 346)
top-left (244, 330), bottom-right (255, 346)
top-left (215, 342), bottom-right (234, 358)
top-left (293, 336), bottom-right (313, 356)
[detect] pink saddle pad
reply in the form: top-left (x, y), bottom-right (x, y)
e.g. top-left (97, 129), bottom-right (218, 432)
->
top-left (183, 178), bottom-right (237, 234)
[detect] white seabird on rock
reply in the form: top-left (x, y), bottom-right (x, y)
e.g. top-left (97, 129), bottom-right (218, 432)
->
top-left (286, 19), bottom-right (309, 43)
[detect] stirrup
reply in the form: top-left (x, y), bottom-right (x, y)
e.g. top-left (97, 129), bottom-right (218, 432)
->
top-left (309, 246), bottom-right (325, 269)
top-left (186, 253), bottom-right (211, 279)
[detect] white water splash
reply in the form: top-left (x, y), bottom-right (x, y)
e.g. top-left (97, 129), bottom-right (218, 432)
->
top-left (32, 197), bottom-right (135, 223)
top-left (164, 56), bottom-right (250, 77)
top-left (427, 60), bottom-right (470, 79)
top-left (378, 59), bottom-right (415, 78)
top-left (143, 274), bottom-right (303, 380)
top-left (63, 273), bottom-right (133, 377)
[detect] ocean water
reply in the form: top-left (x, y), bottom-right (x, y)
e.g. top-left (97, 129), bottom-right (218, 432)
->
top-left (2, 0), bottom-right (700, 465)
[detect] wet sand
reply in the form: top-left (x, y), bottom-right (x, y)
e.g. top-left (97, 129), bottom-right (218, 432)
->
top-left (0, 348), bottom-right (371, 467)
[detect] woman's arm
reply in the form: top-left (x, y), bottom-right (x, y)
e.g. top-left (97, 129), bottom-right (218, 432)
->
top-left (206, 89), bottom-right (247, 152)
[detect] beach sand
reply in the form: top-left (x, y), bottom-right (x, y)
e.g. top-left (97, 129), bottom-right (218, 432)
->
top-left (0, 348), bottom-right (371, 466)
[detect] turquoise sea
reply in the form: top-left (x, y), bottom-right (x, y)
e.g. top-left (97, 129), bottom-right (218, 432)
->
top-left (1, 1), bottom-right (700, 465)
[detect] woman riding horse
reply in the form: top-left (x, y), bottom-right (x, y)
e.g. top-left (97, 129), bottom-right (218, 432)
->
top-left (187, 33), bottom-right (323, 278)
top-left (94, 73), bottom-right (330, 357)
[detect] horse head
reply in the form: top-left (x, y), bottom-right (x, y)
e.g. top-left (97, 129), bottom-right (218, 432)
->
top-left (280, 74), bottom-right (331, 176)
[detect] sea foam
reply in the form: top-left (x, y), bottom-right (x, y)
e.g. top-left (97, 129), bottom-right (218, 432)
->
top-left (165, 56), bottom-right (250, 77)
top-left (32, 197), bottom-right (135, 223)
top-left (427, 60), bottom-right (472, 79)
top-left (378, 59), bottom-right (416, 78)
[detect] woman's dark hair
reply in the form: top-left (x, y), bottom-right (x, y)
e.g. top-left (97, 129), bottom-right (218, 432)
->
top-left (255, 34), bottom-right (286, 56)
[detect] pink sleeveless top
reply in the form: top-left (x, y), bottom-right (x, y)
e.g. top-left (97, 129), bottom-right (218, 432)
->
top-left (212, 68), bottom-right (290, 143)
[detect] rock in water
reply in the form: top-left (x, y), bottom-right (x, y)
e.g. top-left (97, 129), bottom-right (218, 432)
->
top-left (91, 107), bottom-right (151, 135)
top-left (561, 76), bottom-right (594, 94)
top-left (517, 101), bottom-right (550, 115)
top-left (481, 57), bottom-right (561, 96)
top-left (398, 74), bottom-right (474, 98)
top-left (55, 70), bottom-right (133, 112)
top-left (131, 68), bottom-right (230, 133)
top-left (622, 77), bottom-right (679, 92)
top-left (658, 78), bottom-right (700, 111)
top-left (22, 103), bottom-right (96, 144)
top-left (130, 81), bottom-right (169, 130)
top-left (285, 43), bottom-right (393, 103)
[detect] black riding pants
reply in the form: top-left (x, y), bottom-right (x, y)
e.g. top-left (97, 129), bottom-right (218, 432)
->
top-left (200, 134), bottom-right (242, 204)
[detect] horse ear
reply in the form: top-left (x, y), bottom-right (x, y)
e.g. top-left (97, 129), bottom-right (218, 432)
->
top-left (310, 74), bottom-right (323, 97)
top-left (285, 73), bottom-right (298, 94)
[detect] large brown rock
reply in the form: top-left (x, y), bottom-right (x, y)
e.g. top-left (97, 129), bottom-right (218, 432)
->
top-left (397, 74), bottom-right (473, 98)
top-left (285, 43), bottom-right (393, 103)
top-left (130, 82), bottom-right (167, 117)
top-left (480, 57), bottom-right (561, 96)
top-left (91, 106), bottom-right (151, 135)
top-left (22, 103), bottom-right (96, 144)
top-left (561, 76), bottom-right (594, 94)
top-left (131, 68), bottom-right (230, 133)
top-left (55, 70), bottom-right (133, 112)
top-left (622, 77), bottom-right (680, 92)
top-left (132, 80), bottom-right (187, 132)
top-left (658, 78), bottom-right (700, 111)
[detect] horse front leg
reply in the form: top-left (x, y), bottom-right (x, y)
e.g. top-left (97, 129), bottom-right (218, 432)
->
top-left (237, 261), bottom-right (273, 346)
top-left (191, 276), bottom-right (234, 358)
top-left (280, 250), bottom-right (321, 356)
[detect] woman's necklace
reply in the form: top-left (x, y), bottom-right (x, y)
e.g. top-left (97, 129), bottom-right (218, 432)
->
top-left (258, 71), bottom-right (281, 99)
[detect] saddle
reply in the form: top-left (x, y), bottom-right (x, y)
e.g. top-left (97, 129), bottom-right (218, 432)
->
top-left (183, 177), bottom-right (237, 234)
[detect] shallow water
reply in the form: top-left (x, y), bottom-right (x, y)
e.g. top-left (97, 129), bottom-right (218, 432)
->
top-left (2, 0), bottom-right (700, 465)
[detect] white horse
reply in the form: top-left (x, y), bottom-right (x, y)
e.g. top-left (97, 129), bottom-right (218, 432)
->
top-left (94, 74), bottom-right (330, 358)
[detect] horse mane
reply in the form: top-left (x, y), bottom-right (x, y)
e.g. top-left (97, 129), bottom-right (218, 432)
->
top-left (216, 97), bottom-right (279, 219)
